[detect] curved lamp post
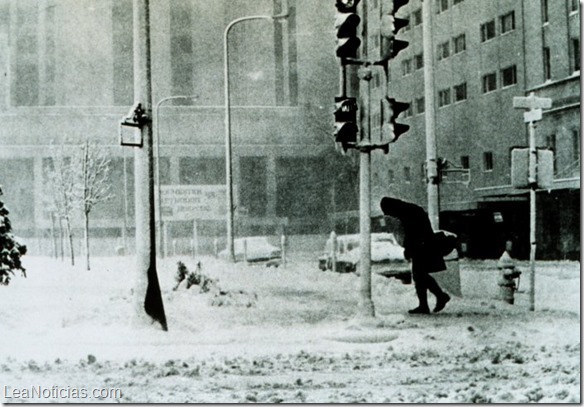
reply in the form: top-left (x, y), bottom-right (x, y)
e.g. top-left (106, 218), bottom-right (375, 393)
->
top-left (155, 95), bottom-right (198, 258)
top-left (223, 11), bottom-right (287, 262)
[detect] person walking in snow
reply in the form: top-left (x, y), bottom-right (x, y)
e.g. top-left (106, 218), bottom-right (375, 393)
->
top-left (380, 197), bottom-right (450, 314)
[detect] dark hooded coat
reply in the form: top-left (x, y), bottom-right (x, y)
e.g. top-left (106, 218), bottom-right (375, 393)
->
top-left (380, 197), bottom-right (446, 274)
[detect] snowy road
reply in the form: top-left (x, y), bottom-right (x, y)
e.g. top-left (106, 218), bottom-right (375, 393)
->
top-left (0, 255), bottom-right (580, 403)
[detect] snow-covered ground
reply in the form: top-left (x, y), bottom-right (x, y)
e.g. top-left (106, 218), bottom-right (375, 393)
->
top-left (0, 254), bottom-right (580, 403)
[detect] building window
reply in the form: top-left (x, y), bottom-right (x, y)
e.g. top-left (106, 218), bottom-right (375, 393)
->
top-left (453, 34), bottom-right (466, 54)
top-left (416, 97), bottom-right (425, 114)
top-left (501, 65), bottom-right (517, 87)
top-left (482, 72), bottom-right (497, 93)
top-left (542, 0), bottom-right (549, 23)
top-left (401, 59), bottom-right (412, 76)
top-left (179, 158), bottom-right (226, 185)
top-left (572, 38), bottom-right (580, 72)
top-left (547, 133), bottom-right (556, 151)
top-left (404, 166), bottom-right (412, 182)
top-left (460, 156), bottom-right (470, 169)
top-left (572, 129), bottom-right (580, 162)
top-left (500, 11), bottom-right (515, 34)
top-left (413, 9), bottom-right (423, 26)
top-left (483, 152), bottom-right (494, 171)
top-left (240, 157), bottom-right (267, 216)
top-left (414, 53), bottom-right (424, 69)
top-left (570, 0), bottom-right (579, 13)
top-left (547, 134), bottom-right (557, 174)
top-left (170, 5), bottom-right (195, 102)
top-left (438, 88), bottom-right (451, 107)
top-left (453, 0), bottom-right (464, 4)
top-left (113, 0), bottom-right (134, 106)
top-left (453, 82), bottom-right (467, 102)
top-left (481, 20), bottom-right (496, 42)
top-left (436, 0), bottom-right (449, 13)
top-left (543, 47), bottom-right (551, 80)
top-left (438, 41), bottom-right (450, 60)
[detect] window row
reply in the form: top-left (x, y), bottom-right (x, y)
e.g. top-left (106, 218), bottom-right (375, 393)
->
top-left (386, 152), bottom-right (493, 185)
top-left (438, 82), bottom-right (467, 107)
top-left (481, 11), bottom-right (515, 42)
top-left (436, 0), bottom-right (465, 14)
top-left (482, 65), bottom-right (517, 93)
top-left (438, 33), bottom-right (466, 61)
top-left (543, 39), bottom-right (580, 80)
top-left (401, 53), bottom-right (424, 75)
top-left (402, 8), bottom-right (423, 31)
top-left (541, 0), bottom-right (580, 22)
top-left (397, 67), bottom-right (516, 115)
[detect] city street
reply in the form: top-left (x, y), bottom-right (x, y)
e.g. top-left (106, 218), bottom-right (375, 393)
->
top-left (1, 254), bottom-right (579, 403)
top-left (0, 0), bottom-right (580, 404)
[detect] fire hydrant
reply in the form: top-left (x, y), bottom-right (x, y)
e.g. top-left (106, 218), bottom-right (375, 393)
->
top-left (497, 251), bottom-right (522, 304)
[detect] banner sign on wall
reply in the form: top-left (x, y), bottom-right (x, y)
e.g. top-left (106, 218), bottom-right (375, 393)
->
top-left (160, 185), bottom-right (226, 221)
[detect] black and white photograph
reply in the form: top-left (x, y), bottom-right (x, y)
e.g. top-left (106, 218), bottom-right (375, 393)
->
top-left (0, 0), bottom-right (580, 403)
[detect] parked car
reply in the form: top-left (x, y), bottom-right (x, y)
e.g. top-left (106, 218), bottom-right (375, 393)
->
top-left (219, 236), bottom-right (281, 265)
top-left (318, 233), bottom-right (411, 283)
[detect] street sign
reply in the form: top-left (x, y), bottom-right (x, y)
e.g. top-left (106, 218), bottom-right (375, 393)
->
top-left (511, 148), bottom-right (554, 189)
top-left (160, 185), bottom-right (226, 221)
top-left (524, 108), bottom-right (542, 123)
top-left (513, 95), bottom-right (552, 110)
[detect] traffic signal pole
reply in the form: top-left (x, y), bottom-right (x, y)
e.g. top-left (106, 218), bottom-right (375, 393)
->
top-left (357, 0), bottom-right (374, 318)
top-left (132, 0), bottom-right (167, 330)
top-left (422, 0), bottom-right (440, 229)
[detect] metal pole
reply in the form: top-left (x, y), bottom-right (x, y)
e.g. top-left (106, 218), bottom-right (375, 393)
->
top-left (122, 149), bottom-right (128, 251)
top-left (528, 120), bottom-right (537, 311)
top-left (357, 0), bottom-right (374, 318)
top-left (133, 0), bottom-right (167, 331)
top-left (422, 0), bottom-right (440, 229)
top-left (155, 95), bottom-right (198, 259)
top-left (223, 12), bottom-right (288, 263)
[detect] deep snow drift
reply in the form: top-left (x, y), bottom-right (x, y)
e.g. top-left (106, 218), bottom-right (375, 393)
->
top-left (0, 254), bottom-right (580, 403)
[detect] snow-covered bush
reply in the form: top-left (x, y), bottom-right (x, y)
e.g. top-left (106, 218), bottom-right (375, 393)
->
top-left (0, 185), bottom-right (27, 285)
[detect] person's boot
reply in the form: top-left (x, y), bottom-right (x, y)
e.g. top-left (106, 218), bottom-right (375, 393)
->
top-left (434, 293), bottom-right (451, 313)
top-left (408, 305), bottom-right (430, 314)
top-left (409, 285), bottom-right (430, 314)
top-left (426, 275), bottom-right (450, 313)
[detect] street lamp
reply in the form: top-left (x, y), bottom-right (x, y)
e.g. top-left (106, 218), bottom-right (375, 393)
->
top-left (155, 95), bottom-right (198, 258)
top-left (223, 11), bottom-right (287, 262)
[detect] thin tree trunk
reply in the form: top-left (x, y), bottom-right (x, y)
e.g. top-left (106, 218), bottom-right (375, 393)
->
top-left (59, 217), bottom-right (64, 261)
top-left (65, 216), bottom-right (75, 266)
top-left (84, 211), bottom-right (90, 271)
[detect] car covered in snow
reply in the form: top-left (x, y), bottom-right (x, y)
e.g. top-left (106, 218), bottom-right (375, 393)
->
top-left (318, 232), bottom-right (411, 282)
top-left (219, 236), bottom-right (281, 265)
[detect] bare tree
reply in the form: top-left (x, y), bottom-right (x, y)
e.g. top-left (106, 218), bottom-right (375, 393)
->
top-left (46, 144), bottom-right (77, 266)
top-left (79, 139), bottom-right (113, 271)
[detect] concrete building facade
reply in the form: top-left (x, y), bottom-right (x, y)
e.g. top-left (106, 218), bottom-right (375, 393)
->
top-left (0, 0), bottom-right (579, 259)
top-left (366, 0), bottom-right (580, 259)
top-left (0, 0), bottom-right (361, 255)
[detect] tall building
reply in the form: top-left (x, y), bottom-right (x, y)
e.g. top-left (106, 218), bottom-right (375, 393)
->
top-left (0, 0), bottom-right (357, 254)
top-left (368, 0), bottom-right (580, 259)
top-left (0, 0), bottom-right (579, 260)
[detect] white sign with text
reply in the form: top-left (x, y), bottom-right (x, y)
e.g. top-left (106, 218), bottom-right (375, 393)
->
top-left (160, 185), bottom-right (226, 221)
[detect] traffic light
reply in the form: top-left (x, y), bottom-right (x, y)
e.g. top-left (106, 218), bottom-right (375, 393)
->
top-left (379, 0), bottom-right (409, 63)
top-left (334, 96), bottom-right (358, 151)
top-left (381, 97), bottom-right (410, 143)
top-left (335, 0), bottom-right (361, 59)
